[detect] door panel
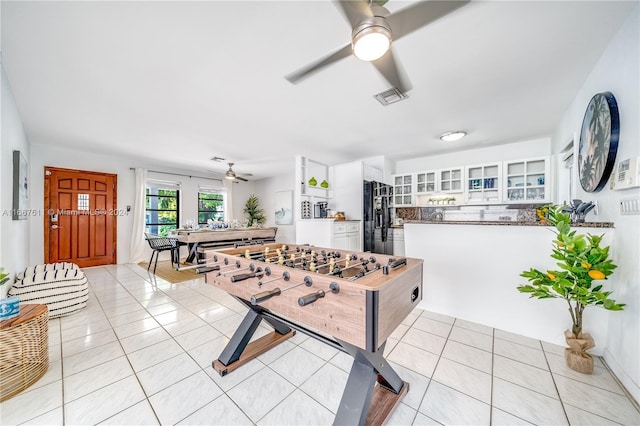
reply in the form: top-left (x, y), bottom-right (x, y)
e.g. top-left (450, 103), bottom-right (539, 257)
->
top-left (45, 167), bottom-right (117, 267)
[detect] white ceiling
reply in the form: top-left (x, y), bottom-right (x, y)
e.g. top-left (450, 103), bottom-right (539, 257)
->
top-left (1, 1), bottom-right (636, 180)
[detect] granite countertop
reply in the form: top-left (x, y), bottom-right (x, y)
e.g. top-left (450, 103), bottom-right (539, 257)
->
top-left (402, 220), bottom-right (614, 228)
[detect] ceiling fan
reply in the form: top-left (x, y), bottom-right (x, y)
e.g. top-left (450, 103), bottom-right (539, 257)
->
top-left (224, 163), bottom-right (249, 182)
top-left (285, 0), bottom-right (470, 93)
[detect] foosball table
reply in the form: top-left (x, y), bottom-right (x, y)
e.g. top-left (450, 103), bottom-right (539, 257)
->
top-left (196, 242), bottom-right (423, 425)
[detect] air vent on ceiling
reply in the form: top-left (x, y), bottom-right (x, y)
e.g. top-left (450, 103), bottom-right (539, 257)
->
top-left (374, 87), bottom-right (408, 106)
top-left (210, 156), bottom-right (226, 162)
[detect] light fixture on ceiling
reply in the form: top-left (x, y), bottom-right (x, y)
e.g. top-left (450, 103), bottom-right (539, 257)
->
top-left (440, 131), bottom-right (467, 142)
top-left (352, 19), bottom-right (392, 61)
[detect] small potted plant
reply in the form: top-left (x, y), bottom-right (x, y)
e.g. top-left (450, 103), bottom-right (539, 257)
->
top-left (517, 205), bottom-right (624, 374)
top-left (244, 194), bottom-right (266, 227)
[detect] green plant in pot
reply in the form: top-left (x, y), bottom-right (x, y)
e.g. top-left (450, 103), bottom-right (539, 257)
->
top-left (244, 194), bottom-right (266, 227)
top-left (0, 267), bottom-right (10, 299)
top-left (517, 205), bottom-right (624, 374)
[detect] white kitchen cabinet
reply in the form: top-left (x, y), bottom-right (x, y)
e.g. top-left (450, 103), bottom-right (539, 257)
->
top-left (296, 220), bottom-right (361, 251)
top-left (464, 163), bottom-right (502, 203)
top-left (416, 171), bottom-right (437, 194)
top-left (392, 174), bottom-right (414, 206)
top-left (439, 168), bottom-right (463, 193)
top-left (392, 227), bottom-right (405, 256)
top-left (504, 157), bottom-right (550, 203)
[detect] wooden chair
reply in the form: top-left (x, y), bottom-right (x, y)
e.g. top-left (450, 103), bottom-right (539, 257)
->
top-left (144, 233), bottom-right (180, 273)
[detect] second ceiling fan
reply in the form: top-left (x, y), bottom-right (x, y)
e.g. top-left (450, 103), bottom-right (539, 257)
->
top-left (285, 0), bottom-right (470, 93)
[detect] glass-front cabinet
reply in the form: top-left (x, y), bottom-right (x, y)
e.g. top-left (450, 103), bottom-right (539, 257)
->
top-left (504, 157), bottom-right (550, 202)
top-left (465, 163), bottom-right (502, 203)
top-left (439, 168), bottom-right (463, 193)
top-left (393, 174), bottom-right (414, 206)
top-left (416, 171), bottom-right (437, 194)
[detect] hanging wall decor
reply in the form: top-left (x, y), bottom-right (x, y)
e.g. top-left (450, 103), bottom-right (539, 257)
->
top-left (578, 91), bottom-right (620, 192)
top-left (12, 150), bottom-right (29, 220)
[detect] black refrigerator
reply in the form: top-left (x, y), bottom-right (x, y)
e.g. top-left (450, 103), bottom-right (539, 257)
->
top-left (363, 181), bottom-right (393, 254)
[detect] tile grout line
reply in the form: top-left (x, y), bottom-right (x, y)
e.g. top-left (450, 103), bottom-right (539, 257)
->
top-left (540, 338), bottom-right (571, 425)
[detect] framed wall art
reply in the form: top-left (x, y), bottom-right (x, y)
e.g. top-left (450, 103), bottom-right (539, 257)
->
top-left (274, 190), bottom-right (293, 225)
top-left (578, 91), bottom-right (620, 192)
top-left (12, 150), bottom-right (29, 220)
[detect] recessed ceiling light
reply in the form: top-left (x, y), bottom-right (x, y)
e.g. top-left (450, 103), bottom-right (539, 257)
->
top-left (440, 131), bottom-right (467, 142)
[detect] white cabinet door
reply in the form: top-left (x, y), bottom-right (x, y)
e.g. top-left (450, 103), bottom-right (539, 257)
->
top-left (465, 163), bottom-right (502, 204)
top-left (392, 228), bottom-right (405, 256)
top-left (392, 174), bottom-right (414, 206)
top-left (504, 157), bottom-right (550, 203)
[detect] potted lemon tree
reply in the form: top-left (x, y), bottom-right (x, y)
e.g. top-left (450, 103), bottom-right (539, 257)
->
top-left (517, 205), bottom-right (624, 374)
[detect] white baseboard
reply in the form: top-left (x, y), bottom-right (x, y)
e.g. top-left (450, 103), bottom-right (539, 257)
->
top-left (603, 348), bottom-right (640, 405)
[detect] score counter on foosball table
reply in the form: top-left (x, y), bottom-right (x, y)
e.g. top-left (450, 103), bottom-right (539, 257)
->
top-left (199, 242), bottom-right (423, 425)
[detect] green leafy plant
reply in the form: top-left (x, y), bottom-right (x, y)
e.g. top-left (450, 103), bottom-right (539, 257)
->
top-left (244, 194), bottom-right (266, 227)
top-left (0, 267), bottom-right (10, 287)
top-left (517, 205), bottom-right (624, 337)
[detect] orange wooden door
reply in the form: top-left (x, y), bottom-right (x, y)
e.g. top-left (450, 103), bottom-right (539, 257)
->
top-left (44, 167), bottom-right (117, 267)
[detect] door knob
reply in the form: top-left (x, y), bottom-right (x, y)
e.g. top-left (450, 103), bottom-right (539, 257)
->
top-left (51, 225), bottom-right (62, 229)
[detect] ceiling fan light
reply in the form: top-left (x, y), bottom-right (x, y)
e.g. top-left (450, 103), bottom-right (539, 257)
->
top-left (352, 27), bottom-right (391, 61)
top-left (225, 174), bottom-right (235, 180)
top-left (440, 131), bottom-right (467, 142)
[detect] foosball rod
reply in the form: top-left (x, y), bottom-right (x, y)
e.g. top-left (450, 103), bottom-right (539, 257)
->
top-left (251, 275), bottom-right (313, 305)
top-left (312, 254), bottom-right (357, 271)
top-left (330, 256), bottom-right (376, 276)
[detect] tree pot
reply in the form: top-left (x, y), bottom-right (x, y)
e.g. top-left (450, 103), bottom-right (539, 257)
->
top-left (564, 330), bottom-right (595, 374)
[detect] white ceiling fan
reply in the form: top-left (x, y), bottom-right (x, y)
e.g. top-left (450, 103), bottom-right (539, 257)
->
top-left (224, 163), bottom-right (249, 182)
top-left (285, 0), bottom-right (470, 94)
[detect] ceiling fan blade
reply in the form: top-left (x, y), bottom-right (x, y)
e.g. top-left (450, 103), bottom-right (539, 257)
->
top-left (234, 176), bottom-right (248, 182)
top-left (372, 48), bottom-right (412, 93)
top-left (388, 0), bottom-right (470, 41)
top-left (285, 44), bottom-right (352, 84)
top-left (333, 0), bottom-right (373, 29)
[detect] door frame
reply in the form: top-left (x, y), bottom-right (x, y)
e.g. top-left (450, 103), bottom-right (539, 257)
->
top-left (44, 166), bottom-right (118, 265)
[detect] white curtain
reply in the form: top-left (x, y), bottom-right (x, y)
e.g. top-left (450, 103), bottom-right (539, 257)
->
top-left (129, 168), bottom-right (148, 263)
top-left (223, 178), bottom-right (234, 221)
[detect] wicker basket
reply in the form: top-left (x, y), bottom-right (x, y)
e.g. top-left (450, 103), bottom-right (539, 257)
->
top-left (0, 304), bottom-right (49, 402)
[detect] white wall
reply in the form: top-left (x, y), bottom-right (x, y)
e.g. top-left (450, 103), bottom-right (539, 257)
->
top-left (1, 59), bottom-right (31, 278)
top-left (249, 171), bottom-right (296, 244)
top-left (394, 137), bottom-right (551, 174)
top-left (551, 7), bottom-right (639, 402)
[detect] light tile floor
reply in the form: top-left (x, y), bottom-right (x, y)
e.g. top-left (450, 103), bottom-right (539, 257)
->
top-left (1, 264), bottom-right (638, 425)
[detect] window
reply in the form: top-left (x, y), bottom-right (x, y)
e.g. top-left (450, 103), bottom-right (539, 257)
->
top-left (198, 190), bottom-right (224, 224)
top-left (145, 184), bottom-right (180, 236)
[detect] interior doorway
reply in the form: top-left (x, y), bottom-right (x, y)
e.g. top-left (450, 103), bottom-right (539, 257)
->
top-left (44, 167), bottom-right (117, 267)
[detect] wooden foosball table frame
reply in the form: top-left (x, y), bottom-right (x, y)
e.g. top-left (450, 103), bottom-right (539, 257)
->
top-left (199, 243), bottom-right (423, 425)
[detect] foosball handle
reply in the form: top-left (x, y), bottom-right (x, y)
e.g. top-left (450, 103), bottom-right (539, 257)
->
top-left (195, 265), bottom-right (220, 274)
top-left (230, 267), bottom-right (263, 283)
top-left (298, 290), bottom-right (325, 306)
top-left (388, 258), bottom-right (408, 269)
top-left (251, 288), bottom-right (282, 305)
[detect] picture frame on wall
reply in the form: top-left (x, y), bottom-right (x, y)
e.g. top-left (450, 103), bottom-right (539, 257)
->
top-left (274, 190), bottom-right (293, 225)
top-left (12, 150), bottom-right (29, 220)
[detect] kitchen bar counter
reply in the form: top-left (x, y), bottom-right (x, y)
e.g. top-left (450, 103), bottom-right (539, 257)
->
top-left (402, 220), bottom-right (614, 228)
top-left (404, 222), bottom-right (615, 352)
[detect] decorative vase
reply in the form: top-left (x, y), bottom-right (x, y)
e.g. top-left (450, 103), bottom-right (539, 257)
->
top-left (308, 177), bottom-right (317, 186)
top-left (320, 180), bottom-right (329, 188)
top-left (564, 330), bottom-right (595, 374)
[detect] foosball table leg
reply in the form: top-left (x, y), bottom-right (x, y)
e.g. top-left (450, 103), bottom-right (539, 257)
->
top-left (335, 340), bottom-right (409, 426)
top-left (212, 305), bottom-right (295, 376)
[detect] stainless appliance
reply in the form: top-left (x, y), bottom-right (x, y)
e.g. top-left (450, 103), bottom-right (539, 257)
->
top-left (363, 181), bottom-right (393, 254)
top-left (314, 202), bottom-right (328, 218)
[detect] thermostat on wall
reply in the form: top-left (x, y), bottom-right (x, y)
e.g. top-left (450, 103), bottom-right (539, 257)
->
top-left (612, 157), bottom-right (640, 190)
